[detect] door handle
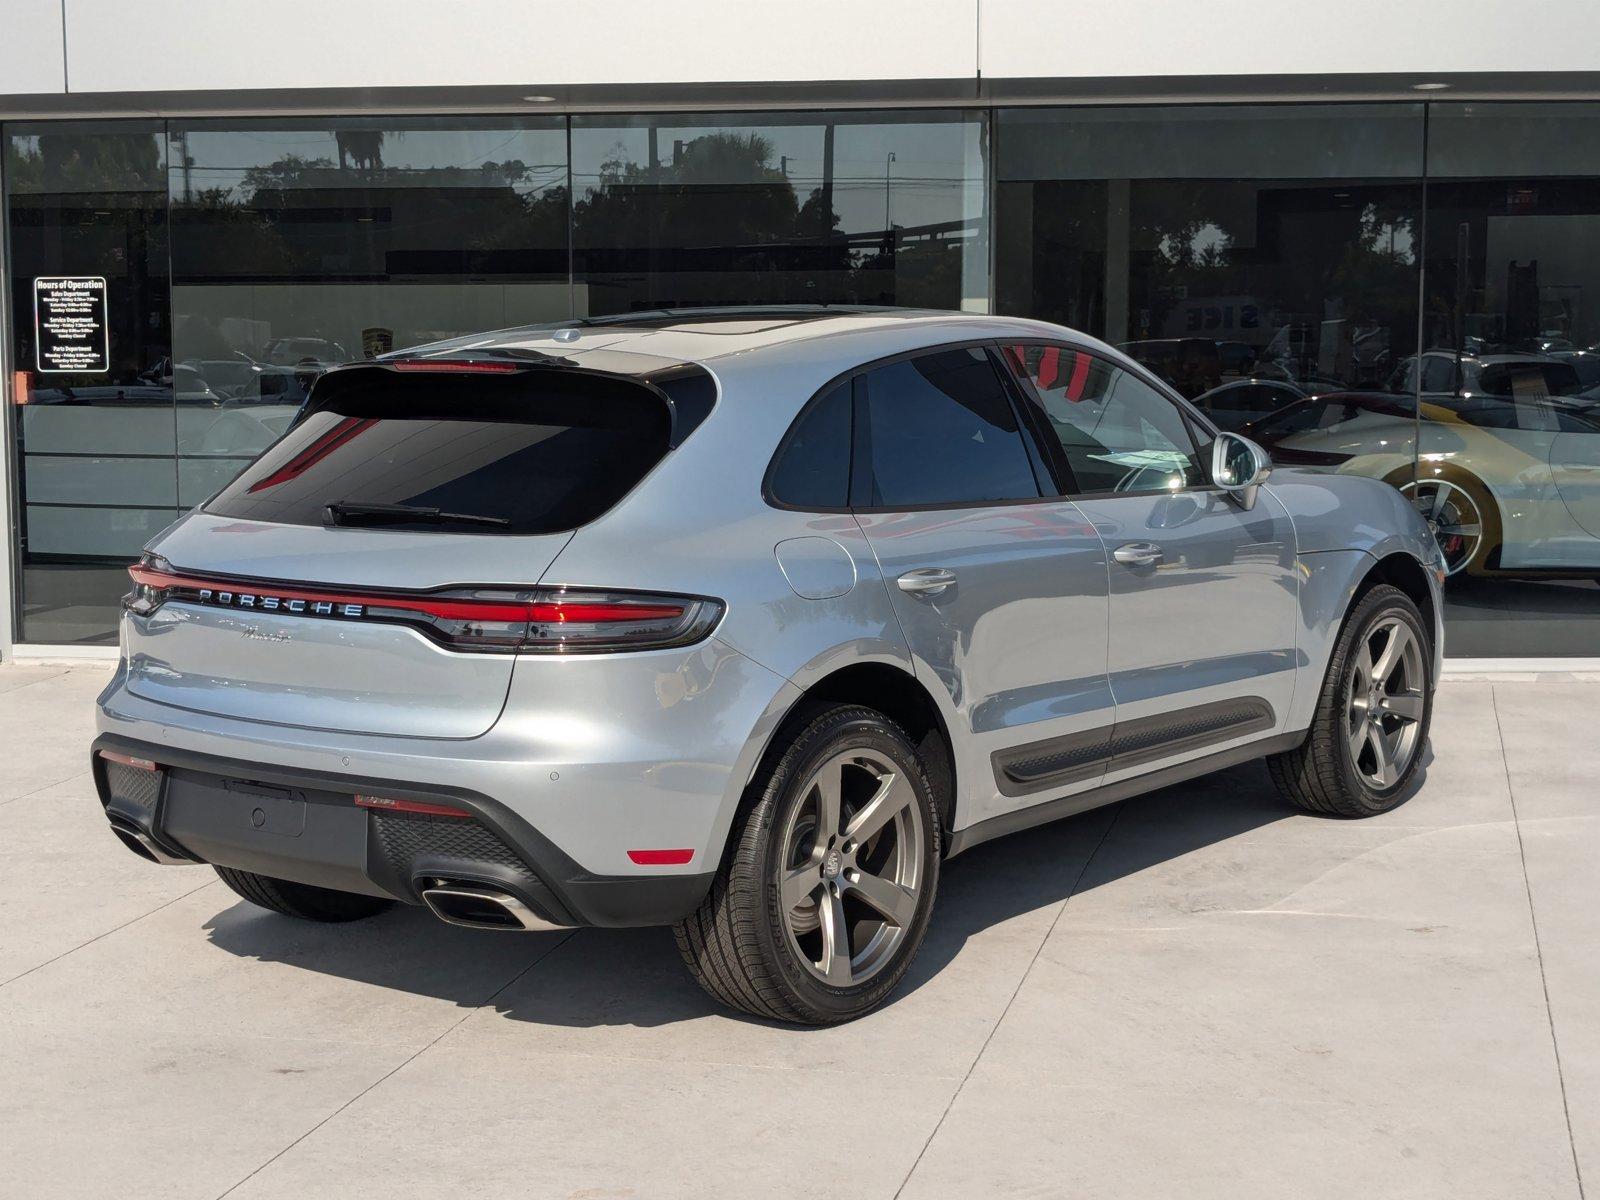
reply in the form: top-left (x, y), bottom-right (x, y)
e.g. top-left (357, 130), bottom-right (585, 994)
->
top-left (1113, 541), bottom-right (1164, 568)
top-left (897, 568), bottom-right (958, 595)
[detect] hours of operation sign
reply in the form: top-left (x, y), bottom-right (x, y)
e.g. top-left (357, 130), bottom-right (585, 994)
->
top-left (34, 275), bottom-right (110, 373)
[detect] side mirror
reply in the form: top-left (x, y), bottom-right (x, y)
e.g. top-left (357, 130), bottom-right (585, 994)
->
top-left (1212, 432), bottom-right (1272, 509)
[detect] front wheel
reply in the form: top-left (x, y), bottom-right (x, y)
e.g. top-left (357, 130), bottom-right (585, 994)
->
top-left (674, 704), bottom-right (941, 1025)
top-left (1268, 583), bottom-right (1434, 817)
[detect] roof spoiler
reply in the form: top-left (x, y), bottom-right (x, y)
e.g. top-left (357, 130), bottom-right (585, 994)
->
top-left (298, 354), bottom-right (715, 447)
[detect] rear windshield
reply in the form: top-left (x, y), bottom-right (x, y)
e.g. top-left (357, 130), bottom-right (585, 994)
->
top-left (206, 368), bottom-right (672, 534)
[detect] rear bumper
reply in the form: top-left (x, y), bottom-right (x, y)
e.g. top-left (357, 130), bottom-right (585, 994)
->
top-left (93, 733), bottom-right (715, 928)
top-left (97, 636), bottom-right (801, 879)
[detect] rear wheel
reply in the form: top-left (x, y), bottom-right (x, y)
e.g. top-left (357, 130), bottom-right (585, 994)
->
top-left (1269, 583), bottom-right (1433, 817)
top-left (1399, 474), bottom-right (1497, 576)
top-left (213, 866), bottom-right (394, 922)
top-left (674, 704), bottom-right (941, 1025)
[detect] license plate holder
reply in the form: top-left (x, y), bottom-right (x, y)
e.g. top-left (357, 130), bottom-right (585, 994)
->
top-left (224, 780), bottom-right (307, 839)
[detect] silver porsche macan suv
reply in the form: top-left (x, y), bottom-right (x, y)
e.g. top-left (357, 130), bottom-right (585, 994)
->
top-left (95, 308), bottom-right (1445, 1024)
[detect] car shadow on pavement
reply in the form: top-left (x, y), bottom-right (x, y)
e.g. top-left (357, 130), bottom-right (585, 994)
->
top-left (201, 756), bottom-right (1427, 1030)
top-left (891, 760), bottom-right (1298, 998)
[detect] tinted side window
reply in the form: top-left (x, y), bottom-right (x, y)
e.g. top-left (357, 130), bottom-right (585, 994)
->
top-left (1195, 382), bottom-right (1291, 431)
top-left (768, 381), bottom-right (852, 508)
top-left (861, 348), bottom-right (1040, 508)
top-left (1250, 400), bottom-right (1329, 440)
top-left (1420, 355), bottom-right (1458, 393)
top-left (1002, 344), bottom-right (1205, 495)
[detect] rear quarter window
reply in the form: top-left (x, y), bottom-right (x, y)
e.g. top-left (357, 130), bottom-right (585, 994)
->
top-left (766, 381), bottom-right (852, 509)
top-left (206, 367), bottom-right (672, 534)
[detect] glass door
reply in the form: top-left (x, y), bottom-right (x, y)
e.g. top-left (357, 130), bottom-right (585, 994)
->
top-left (5, 121), bottom-right (172, 644)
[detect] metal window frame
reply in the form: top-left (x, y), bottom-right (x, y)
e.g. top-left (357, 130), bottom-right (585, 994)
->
top-left (0, 136), bottom-right (14, 660)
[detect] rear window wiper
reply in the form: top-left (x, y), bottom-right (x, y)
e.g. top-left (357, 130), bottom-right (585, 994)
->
top-left (322, 501), bottom-right (511, 529)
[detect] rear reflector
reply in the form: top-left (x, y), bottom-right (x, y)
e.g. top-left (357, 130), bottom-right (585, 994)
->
top-left (354, 794), bottom-right (471, 819)
top-left (627, 848), bottom-right (695, 866)
top-left (100, 749), bottom-right (159, 772)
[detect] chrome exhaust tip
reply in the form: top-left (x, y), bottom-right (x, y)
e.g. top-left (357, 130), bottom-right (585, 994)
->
top-left (107, 818), bottom-right (191, 866)
top-left (418, 881), bottom-right (555, 932)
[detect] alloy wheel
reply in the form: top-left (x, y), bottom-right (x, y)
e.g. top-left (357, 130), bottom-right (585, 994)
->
top-left (1345, 615), bottom-right (1426, 790)
top-left (1400, 479), bottom-right (1483, 576)
top-left (778, 749), bottom-right (926, 987)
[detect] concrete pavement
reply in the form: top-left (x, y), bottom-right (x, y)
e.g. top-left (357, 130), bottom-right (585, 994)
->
top-left (0, 662), bottom-right (1591, 1199)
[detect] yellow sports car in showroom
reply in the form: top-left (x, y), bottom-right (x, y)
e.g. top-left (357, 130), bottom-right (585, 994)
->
top-left (1241, 359), bottom-right (1600, 578)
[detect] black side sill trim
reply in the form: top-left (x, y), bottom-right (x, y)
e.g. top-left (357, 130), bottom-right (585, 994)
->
top-left (952, 729), bottom-right (1307, 858)
top-left (992, 696), bottom-right (1276, 798)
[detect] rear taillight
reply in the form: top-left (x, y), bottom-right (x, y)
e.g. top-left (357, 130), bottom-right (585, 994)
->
top-left (387, 358), bottom-right (520, 374)
top-left (123, 555), bottom-right (172, 617)
top-left (523, 593), bottom-right (716, 653)
top-left (122, 559), bottom-right (722, 655)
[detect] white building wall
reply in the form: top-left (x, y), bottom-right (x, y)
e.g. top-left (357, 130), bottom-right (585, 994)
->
top-left (2, 0), bottom-right (1597, 101)
top-left (59, 0), bottom-right (979, 94)
top-left (0, 0), bottom-right (66, 95)
top-left (980, 0), bottom-right (1600, 79)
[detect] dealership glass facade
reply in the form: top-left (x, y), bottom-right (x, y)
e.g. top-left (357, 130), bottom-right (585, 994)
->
top-left (5, 103), bottom-right (1600, 652)
top-left (570, 111), bottom-right (988, 315)
top-left (1417, 105), bottom-right (1600, 655)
